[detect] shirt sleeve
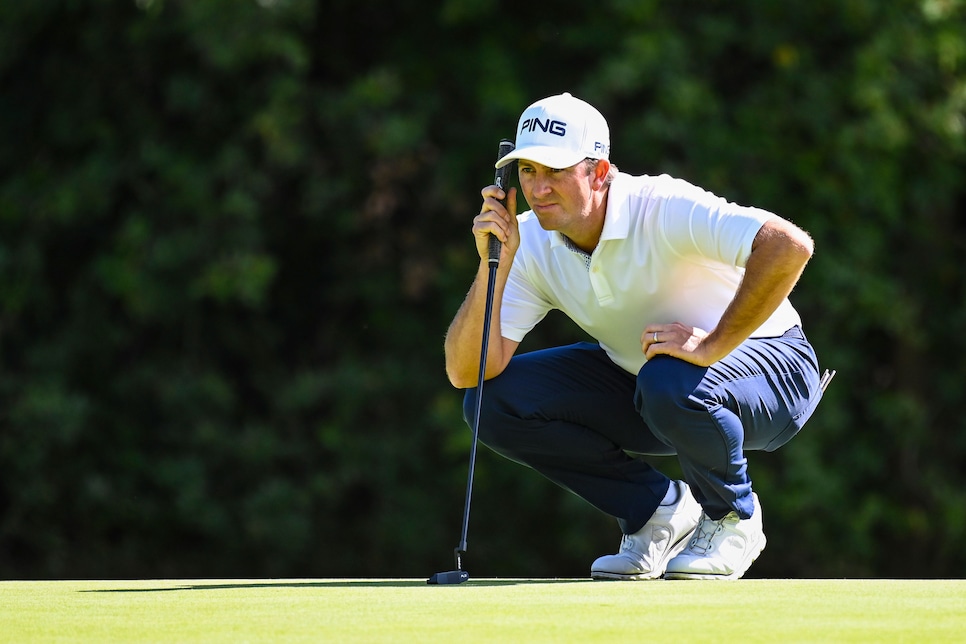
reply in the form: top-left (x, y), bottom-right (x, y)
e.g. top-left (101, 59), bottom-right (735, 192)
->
top-left (499, 256), bottom-right (552, 342)
top-left (658, 178), bottom-right (776, 267)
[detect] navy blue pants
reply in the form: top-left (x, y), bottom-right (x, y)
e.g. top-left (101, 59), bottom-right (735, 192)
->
top-left (463, 327), bottom-right (823, 534)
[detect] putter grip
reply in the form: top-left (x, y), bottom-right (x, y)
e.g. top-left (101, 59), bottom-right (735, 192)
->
top-left (489, 139), bottom-right (515, 266)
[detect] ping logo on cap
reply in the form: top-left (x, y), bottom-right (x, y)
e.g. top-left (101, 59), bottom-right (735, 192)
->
top-left (520, 118), bottom-right (567, 137)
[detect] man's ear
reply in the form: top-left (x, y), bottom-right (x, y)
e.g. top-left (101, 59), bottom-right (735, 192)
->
top-left (593, 159), bottom-right (611, 190)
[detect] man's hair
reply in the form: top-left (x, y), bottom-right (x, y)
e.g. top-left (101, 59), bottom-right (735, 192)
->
top-left (584, 158), bottom-right (618, 185)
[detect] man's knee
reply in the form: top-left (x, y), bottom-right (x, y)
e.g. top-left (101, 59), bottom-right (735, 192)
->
top-left (461, 380), bottom-right (519, 451)
top-left (635, 355), bottom-right (708, 436)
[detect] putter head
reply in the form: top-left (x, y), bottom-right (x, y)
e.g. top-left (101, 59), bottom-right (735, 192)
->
top-left (426, 570), bottom-right (469, 585)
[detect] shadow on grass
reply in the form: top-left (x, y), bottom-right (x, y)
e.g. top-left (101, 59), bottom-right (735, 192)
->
top-left (82, 578), bottom-right (593, 593)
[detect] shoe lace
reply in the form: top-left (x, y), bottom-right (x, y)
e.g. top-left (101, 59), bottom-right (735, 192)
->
top-left (688, 515), bottom-right (724, 555)
top-left (618, 535), bottom-right (635, 553)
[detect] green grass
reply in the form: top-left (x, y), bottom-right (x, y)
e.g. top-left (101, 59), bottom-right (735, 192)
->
top-left (1, 578), bottom-right (964, 642)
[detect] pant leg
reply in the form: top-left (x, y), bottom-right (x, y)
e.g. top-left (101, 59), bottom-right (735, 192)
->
top-left (635, 326), bottom-right (823, 520)
top-left (464, 342), bottom-right (673, 534)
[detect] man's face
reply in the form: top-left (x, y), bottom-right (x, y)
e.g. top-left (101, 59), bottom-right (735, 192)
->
top-left (516, 159), bottom-right (597, 231)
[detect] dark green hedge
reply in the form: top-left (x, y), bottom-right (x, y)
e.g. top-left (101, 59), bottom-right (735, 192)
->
top-left (1, 0), bottom-right (964, 579)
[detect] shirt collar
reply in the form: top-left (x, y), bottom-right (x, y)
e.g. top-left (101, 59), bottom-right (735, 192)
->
top-left (599, 172), bottom-right (631, 242)
top-left (546, 172), bottom-right (631, 249)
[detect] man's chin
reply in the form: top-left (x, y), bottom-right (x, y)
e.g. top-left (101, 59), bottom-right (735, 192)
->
top-left (533, 209), bottom-right (562, 230)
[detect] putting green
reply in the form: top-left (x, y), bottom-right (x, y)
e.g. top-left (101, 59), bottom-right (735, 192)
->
top-left (1, 578), bottom-right (963, 642)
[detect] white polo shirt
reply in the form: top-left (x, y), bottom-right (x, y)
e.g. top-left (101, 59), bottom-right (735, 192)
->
top-left (501, 172), bottom-right (803, 375)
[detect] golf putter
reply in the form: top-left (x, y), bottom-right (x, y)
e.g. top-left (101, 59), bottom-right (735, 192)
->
top-left (428, 139), bottom-right (515, 586)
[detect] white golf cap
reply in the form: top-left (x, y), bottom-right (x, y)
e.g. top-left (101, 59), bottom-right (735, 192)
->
top-left (495, 93), bottom-right (610, 169)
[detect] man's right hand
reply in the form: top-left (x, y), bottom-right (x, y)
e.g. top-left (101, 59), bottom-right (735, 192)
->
top-left (474, 184), bottom-right (520, 264)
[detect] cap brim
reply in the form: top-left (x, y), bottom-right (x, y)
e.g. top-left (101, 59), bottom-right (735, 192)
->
top-left (495, 146), bottom-right (587, 170)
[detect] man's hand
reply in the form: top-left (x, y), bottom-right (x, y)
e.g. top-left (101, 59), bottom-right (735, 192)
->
top-left (474, 184), bottom-right (519, 265)
top-left (641, 323), bottom-right (720, 367)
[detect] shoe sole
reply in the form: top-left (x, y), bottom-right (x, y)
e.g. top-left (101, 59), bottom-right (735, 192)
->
top-left (664, 534), bottom-right (767, 581)
top-left (590, 570), bottom-right (662, 581)
top-left (590, 527), bottom-right (698, 581)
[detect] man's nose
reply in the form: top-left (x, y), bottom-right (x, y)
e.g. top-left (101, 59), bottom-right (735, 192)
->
top-left (531, 178), bottom-right (552, 196)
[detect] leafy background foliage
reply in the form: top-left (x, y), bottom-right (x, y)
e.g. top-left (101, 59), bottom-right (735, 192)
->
top-left (1, 0), bottom-right (964, 579)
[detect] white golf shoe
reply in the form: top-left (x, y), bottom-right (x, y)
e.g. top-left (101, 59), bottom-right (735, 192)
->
top-left (590, 480), bottom-right (701, 580)
top-left (664, 493), bottom-right (767, 580)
